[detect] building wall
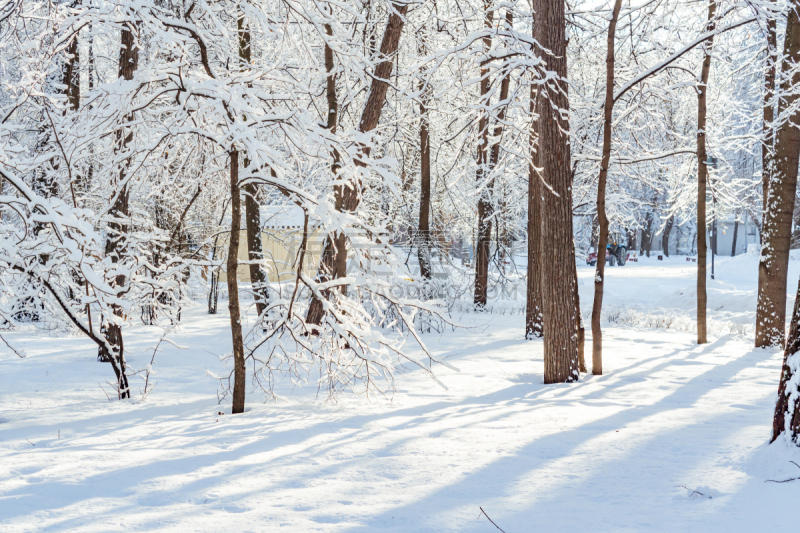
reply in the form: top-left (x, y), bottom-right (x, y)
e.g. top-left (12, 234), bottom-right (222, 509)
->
top-left (222, 228), bottom-right (325, 283)
top-left (709, 220), bottom-right (759, 256)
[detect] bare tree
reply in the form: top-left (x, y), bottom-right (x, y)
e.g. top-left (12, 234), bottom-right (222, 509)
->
top-left (756, 1), bottom-right (800, 348)
top-left (590, 0), bottom-right (623, 376)
top-left (239, 9), bottom-right (268, 317)
top-left (762, 0), bottom-right (778, 214)
top-left (696, 0), bottom-right (717, 345)
top-left (662, 215), bottom-right (674, 257)
top-left (418, 27), bottom-right (433, 281)
top-left (96, 20), bottom-right (140, 397)
top-left (526, 87), bottom-right (543, 339)
top-left (474, 2), bottom-right (494, 309)
top-left (536, 0), bottom-right (579, 383)
top-left (307, 1), bottom-right (410, 327)
top-left (227, 150), bottom-right (246, 414)
top-left (772, 275), bottom-right (800, 443)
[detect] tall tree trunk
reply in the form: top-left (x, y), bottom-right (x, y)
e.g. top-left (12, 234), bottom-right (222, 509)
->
top-left (488, 10), bottom-right (513, 274)
top-left (307, 2), bottom-right (409, 327)
top-left (763, 2), bottom-right (777, 215)
top-left (473, 4), bottom-right (495, 309)
top-left (535, 0), bottom-right (579, 383)
top-left (96, 23), bottom-right (138, 398)
top-left (640, 212), bottom-right (654, 256)
top-left (772, 275), bottom-right (800, 443)
top-left (243, 184), bottom-right (266, 315)
top-left (526, 88), bottom-right (543, 339)
top-left (626, 228), bottom-right (636, 251)
top-left (228, 150), bottom-right (246, 414)
top-left (475, 9), bottom-right (514, 306)
top-left (417, 31), bottom-right (433, 281)
top-left (83, 23), bottom-right (95, 195)
top-left (662, 214), bottom-right (674, 257)
top-left (756, 1), bottom-right (800, 348)
top-left (64, 34), bottom-right (80, 112)
top-left (238, 11), bottom-right (268, 317)
top-left (590, 0), bottom-right (622, 377)
top-left (573, 246), bottom-right (586, 373)
top-left (731, 218), bottom-right (739, 256)
top-left (696, 0), bottom-right (716, 345)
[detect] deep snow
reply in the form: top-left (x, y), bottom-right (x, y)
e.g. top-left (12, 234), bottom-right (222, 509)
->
top-left (2, 252), bottom-right (800, 532)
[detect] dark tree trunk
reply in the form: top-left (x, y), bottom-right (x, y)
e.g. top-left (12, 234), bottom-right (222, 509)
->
top-left (82, 23), bottom-right (95, 194)
top-left (417, 32), bottom-right (432, 281)
top-left (525, 88), bottom-right (543, 339)
top-left (535, 0), bottom-right (579, 383)
top-left (488, 10), bottom-right (513, 276)
top-left (626, 228), bottom-right (636, 251)
top-left (696, 0), bottom-right (716, 345)
top-left (590, 0), bottom-right (622, 377)
top-left (307, 2), bottom-right (409, 327)
top-left (662, 214), bottom-right (674, 257)
top-left (96, 23), bottom-right (139, 399)
top-left (64, 34), bottom-right (80, 112)
top-left (238, 11), bottom-right (268, 318)
top-left (573, 246), bottom-right (586, 373)
top-left (304, 20), bottom-right (343, 329)
top-left (473, 4), bottom-right (495, 309)
top-left (762, 1), bottom-right (777, 215)
top-left (208, 200), bottom-right (229, 315)
top-left (771, 275), bottom-right (800, 444)
top-left (243, 183), bottom-right (267, 316)
top-left (756, 3), bottom-right (800, 348)
top-left (641, 212), bottom-right (654, 257)
top-left (228, 150), bottom-right (246, 414)
top-left (731, 218), bottom-right (739, 256)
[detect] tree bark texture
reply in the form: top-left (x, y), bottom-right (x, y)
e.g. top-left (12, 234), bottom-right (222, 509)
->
top-left (731, 218), bottom-right (739, 256)
top-left (238, 9), bottom-right (268, 318)
top-left (590, 0), bottom-right (622, 377)
top-left (640, 212), bottom-right (654, 256)
top-left (474, 5), bottom-right (495, 308)
top-left (417, 31), bottom-right (433, 281)
top-left (228, 150), bottom-right (246, 414)
top-left (243, 183), bottom-right (267, 316)
top-left (526, 86), bottom-right (544, 339)
top-left (756, 1), bottom-right (800, 348)
top-left (64, 34), bottom-right (80, 112)
top-left (307, 2), bottom-right (409, 326)
top-left (696, 0), bottom-right (716, 345)
top-left (97, 23), bottom-right (139, 398)
top-left (626, 229), bottom-right (636, 251)
top-left (662, 214), bottom-right (674, 257)
top-left (771, 275), bottom-right (800, 444)
top-left (762, 2), bottom-right (777, 215)
top-left (573, 247), bottom-right (586, 373)
top-left (535, 0), bottom-right (580, 383)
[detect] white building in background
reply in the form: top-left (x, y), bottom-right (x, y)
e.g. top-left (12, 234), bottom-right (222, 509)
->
top-left (221, 206), bottom-right (325, 283)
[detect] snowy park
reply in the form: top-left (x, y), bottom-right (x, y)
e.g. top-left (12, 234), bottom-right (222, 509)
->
top-left (3, 254), bottom-right (800, 532)
top-left (5, 0), bottom-right (800, 531)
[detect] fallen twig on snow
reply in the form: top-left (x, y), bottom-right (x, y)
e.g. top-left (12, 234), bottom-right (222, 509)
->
top-left (766, 461), bottom-right (800, 483)
top-left (479, 507), bottom-right (506, 533)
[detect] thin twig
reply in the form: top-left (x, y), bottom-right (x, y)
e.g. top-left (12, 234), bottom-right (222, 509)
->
top-left (479, 507), bottom-right (506, 533)
top-left (766, 461), bottom-right (800, 483)
top-left (98, 383), bottom-right (111, 401)
top-left (0, 333), bottom-right (25, 358)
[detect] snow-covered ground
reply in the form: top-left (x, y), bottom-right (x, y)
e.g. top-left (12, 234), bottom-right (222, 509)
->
top-left (3, 252), bottom-right (800, 532)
